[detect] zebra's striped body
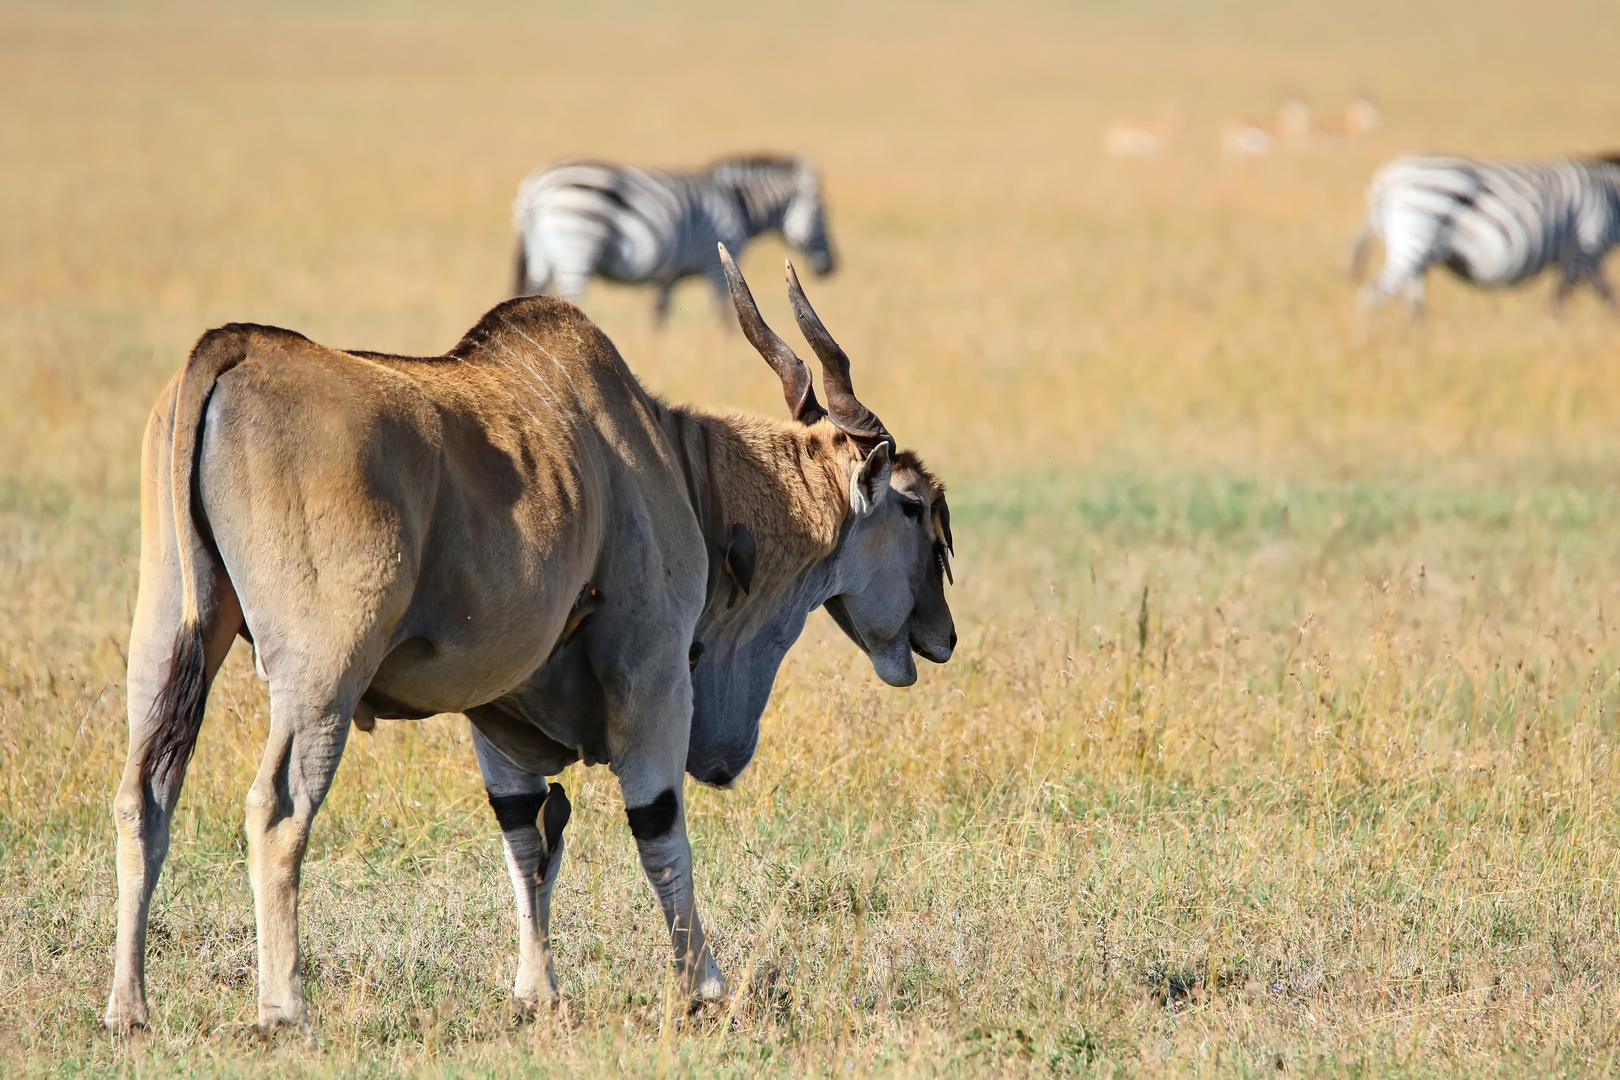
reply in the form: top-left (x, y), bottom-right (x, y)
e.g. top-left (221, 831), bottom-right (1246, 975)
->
top-left (512, 155), bottom-right (837, 322)
top-left (1353, 153), bottom-right (1620, 316)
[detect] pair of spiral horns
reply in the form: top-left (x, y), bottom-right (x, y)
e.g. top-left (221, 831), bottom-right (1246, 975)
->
top-left (718, 243), bottom-right (892, 450)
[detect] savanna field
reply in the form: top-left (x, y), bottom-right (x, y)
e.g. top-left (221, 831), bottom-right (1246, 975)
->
top-left (6, 1), bottom-right (1620, 1075)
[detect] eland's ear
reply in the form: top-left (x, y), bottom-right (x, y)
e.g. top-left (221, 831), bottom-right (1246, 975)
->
top-left (849, 442), bottom-right (892, 518)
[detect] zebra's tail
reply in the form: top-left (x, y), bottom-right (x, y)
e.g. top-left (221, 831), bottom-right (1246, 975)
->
top-left (1347, 219), bottom-right (1376, 282)
top-left (513, 237), bottom-right (535, 297)
top-left (512, 238), bottom-right (527, 296)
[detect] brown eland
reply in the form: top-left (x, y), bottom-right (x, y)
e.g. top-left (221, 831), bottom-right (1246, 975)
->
top-left (104, 244), bottom-right (955, 1035)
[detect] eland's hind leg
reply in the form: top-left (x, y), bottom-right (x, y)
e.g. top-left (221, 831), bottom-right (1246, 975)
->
top-left (107, 403), bottom-right (244, 1034)
top-left (469, 726), bottom-right (571, 1013)
top-left (245, 670), bottom-right (366, 1032)
top-left (106, 590), bottom-right (241, 1031)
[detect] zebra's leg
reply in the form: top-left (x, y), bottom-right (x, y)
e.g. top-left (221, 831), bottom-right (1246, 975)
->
top-left (1403, 274), bottom-right (1427, 321)
top-left (652, 281), bottom-right (676, 328)
top-left (1356, 254), bottom-right (1413, 321)
top-left (1355, 281), bottom-right (1389, 318)
top-left (470, 727), bottom-right (570, 1014)
top-left (1368, 210), bottom-right (1437, 324)
top-left (1587, 263), bottom-right (1619, 312)
top-left (707, 265), bottom-right (736, 328)
top-left (1551, 264), bottom-right (1582, 318)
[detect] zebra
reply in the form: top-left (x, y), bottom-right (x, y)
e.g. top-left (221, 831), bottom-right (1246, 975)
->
top-left (511, 155), bottom-right (838, 323)
top-left (1351, 153), bottom-right (1620, 318)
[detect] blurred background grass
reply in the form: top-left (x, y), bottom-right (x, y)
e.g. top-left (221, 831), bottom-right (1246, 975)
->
top-left (5, 0), bottom-right (1620, 1076)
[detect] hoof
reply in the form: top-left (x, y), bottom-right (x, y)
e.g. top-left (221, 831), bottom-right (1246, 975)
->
top-left (104, 990), bottom-right (150, 1036)
top-left (509, 991), bottom-right (562, 1020)
top-left (686, 972), bottom-right (729, 1011)
top-left (256, 1007), bottom-right (315, 1045)
top-left (683, 952), bottom-right (727, 1006)
top-left (103, 1013), bottom-right (150, 1038)
top-left (686, 993), bottom-right (729, 1018)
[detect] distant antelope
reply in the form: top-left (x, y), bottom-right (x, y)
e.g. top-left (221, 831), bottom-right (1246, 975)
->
top-left (1103, 101), bottom-right (1184, 157)
top-left (1345, 98), bottom-right (1383, 134)
top-left (1351, 153), bottom-right (1620, 318)
top-left (1307, 98), bottom-right (1384, 143)
top-left (1220, 100), bottom-right (1312, 157)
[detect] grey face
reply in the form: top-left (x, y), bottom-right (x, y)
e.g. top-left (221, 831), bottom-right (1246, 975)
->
top-left (783, 182), bottom-right (837, 277)
top-left (823, 451), bottom-right (954, 687)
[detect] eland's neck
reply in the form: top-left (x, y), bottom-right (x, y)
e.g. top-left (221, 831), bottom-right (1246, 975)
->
top-left (658, 403), bottom-right (866, 786)
top-left (658, 404), bottom-right (854, 622)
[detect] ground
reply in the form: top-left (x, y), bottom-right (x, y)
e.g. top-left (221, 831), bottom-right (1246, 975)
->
top-left (4, 1), bottom-right (1620, 1076)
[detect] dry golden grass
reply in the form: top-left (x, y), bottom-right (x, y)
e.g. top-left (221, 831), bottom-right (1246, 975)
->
top-left (5, 1), bottom-right (1620, 1075)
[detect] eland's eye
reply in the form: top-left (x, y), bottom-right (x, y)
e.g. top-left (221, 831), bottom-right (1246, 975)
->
top-left (900, 498), bottom-right (923, 522)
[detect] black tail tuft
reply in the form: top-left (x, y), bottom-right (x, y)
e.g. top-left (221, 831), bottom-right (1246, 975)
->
top-left (139, 623), bottom-right (210, 785)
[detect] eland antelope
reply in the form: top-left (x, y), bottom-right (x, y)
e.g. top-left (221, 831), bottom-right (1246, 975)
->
top-left (104, 245), bottom-right (955, 1034)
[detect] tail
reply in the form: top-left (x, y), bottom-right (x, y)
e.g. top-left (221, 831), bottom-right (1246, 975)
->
top-left (140, 326), bottom-right (255, 784)
top-left (1348, 219), bottom-right (1375, 282)
top-left (512, 235), bottom-right (554, 299)
top-left (513, 236), bottom-right (531, 297)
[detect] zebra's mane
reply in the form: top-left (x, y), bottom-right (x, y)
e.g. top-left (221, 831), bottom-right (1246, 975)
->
top-left (705, 153), bottom-right (803, 174)
top-left (704, 155), bottom-right (815, 234)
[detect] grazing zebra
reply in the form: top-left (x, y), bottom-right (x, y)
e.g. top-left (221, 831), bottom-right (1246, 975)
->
top-left (1351, 153), bottom-right (1620, 317)
top-left (511, 155), bottom-right (838, 323)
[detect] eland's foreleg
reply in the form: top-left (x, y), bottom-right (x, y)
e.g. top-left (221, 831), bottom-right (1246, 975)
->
top-left (471, 728), bottom-right (570, 1013)
top-left (624, 782), bottom-right (725, 1001)
top-left (243, 673), bottom-right (362, 1033)
top-left (610, 675), bottom-right (725, 1003)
